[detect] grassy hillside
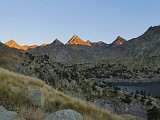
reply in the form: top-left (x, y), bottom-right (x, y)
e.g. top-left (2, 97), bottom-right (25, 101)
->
top-left (0, 43), bottom-right (22, 70)
top-left (0, 68), bottom-right (135, 120)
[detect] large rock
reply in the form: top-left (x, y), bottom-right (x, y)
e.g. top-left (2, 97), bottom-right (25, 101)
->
top-left (28, 89), bottom-right (45, 108)
top-left (0, 106), bottom-right (21, 120)
top-left (43, 109), bottom-right (83, 120)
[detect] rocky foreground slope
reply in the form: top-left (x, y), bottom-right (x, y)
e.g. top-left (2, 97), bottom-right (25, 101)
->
top-left (0, 68), bottom-right (135, 120)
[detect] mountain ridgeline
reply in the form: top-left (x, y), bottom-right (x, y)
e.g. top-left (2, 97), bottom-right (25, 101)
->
top-left (3, 25), bottom-right (160, 69)
top-left (1, 26), bottom-right (160, 119)
top-left (1, 25), bottom-right (160, 83)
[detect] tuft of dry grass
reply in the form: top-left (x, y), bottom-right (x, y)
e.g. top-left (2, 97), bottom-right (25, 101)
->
top-left (17, 107), bottom-right (48, 120)
top-left (0, 68), bottom-right (136, 120)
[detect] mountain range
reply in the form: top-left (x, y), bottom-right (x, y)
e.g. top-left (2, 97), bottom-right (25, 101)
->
top-left (4, 34), bottom-right (124, 49)
top-left (1, 25), bottom-right (160, 119)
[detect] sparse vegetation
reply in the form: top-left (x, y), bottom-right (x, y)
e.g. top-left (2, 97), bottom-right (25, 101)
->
top-left (147, 106), bottom-right (160, 120)
top-left (122, 95), bottom-right (132, 104)
top-left (0, 68), bottom-right (134, 120)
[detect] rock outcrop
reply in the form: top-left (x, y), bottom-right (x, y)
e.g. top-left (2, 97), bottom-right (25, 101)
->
top-left (28, 89), bottom-right (45, 108)
top-left (0, 106), bottom-right (25, 120)
top-left (43, 109), bottom-right (83, 120)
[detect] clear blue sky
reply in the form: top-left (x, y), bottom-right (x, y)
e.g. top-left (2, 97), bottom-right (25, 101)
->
top-left (0, 0), bottom-right (160, 45)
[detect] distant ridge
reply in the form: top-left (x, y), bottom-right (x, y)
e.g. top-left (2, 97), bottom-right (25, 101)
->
top-left (4, 25), bottom-right (160, 52)
top-left (5, 40), bottom-right (48, 50)
top-left (2, 25), bottom-right (160, 67)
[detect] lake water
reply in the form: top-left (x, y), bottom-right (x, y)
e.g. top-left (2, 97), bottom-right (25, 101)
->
top-left (117, 82), bottom-right (160, 97)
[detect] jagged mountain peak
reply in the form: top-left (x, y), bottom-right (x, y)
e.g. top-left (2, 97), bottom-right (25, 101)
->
top-left (72, 35), bottom-right (80, 39)
top-left (85, 40), bottom-right (92, 46)
top-left (5, 40), bottom-right (22, 50)
top-left (67, 35), bottom-right (92, 46)
top-left (51, 39), bottom-right (64, 46)
top-left (111, 36), bottom-right (126, 46)
top-left (116, 36), bottom-right (123, 39)
top-left (5, 40), bottom-right (19, 46)
top-left (67, 35), bottom-right (84, 44)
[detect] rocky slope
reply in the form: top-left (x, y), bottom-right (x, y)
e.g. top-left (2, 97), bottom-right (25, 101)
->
top-left (2, 51), bottom-right (158, 119)
top-left (0, 67), bottom-right (135, 120)
top-left (97, 25), bottom-right (160, 69)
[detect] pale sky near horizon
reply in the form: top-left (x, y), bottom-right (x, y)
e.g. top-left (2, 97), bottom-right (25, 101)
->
top-left (0, 0), bottom-right (160, 45)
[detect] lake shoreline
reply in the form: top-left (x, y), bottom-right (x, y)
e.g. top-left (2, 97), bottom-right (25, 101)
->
top-left (94, 78), bottom-right (160, 86)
